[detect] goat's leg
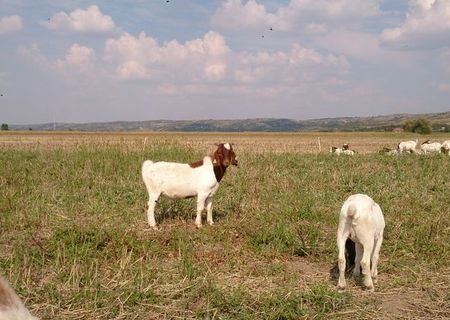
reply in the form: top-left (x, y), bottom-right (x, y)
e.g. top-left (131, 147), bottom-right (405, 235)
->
top-left (147, 193), bottom-right (160, 229)
top-left (360, 241), bottom-right (375, 291)
top-left (353, 242), bottom-right (363, 278)
top-left (337, 231), bottom-right (349, 290)
top-left (206, 196), bottom-right (214, 226)
top-left (371, 233), bottom-right (383, 283)
top-left (195, 194), bottom-right (207, 228)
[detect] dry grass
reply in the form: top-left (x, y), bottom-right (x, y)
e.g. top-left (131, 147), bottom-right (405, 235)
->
top-left (1, 131), bottom-right (449, 319)
top-left (1, 130), bottom-right (449, 153)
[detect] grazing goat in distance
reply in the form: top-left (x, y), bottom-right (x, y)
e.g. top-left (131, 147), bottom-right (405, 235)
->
top-left (341, 143), bottom-right (355, 155)
top-left (330, 146), bottom-right (343, 155)
top-left (441, 140), bottom-right (450, 155)
top-left (0, 275), bottom-right (37, 320)
top-left (397, 140), bottom-right (417, 153)
top-left (420, 140), bottom-right (441, 154)
top-left (330, 144), bottom-right (355, 155)
top-left (142, 143), bottom-right (238, 229)
top-left (337, 194), bottom-right (385, 292)
top-left (379, 147), bottom-right (398, 155)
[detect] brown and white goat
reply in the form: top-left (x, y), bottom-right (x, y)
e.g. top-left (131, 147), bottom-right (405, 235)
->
top-left (142, 143), bottom-right (238, 229)
top-left (330, 144), bottom-right (355, 155)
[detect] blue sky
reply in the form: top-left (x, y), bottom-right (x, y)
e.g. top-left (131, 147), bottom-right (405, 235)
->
top-left (1, 0), bottom-right (449, 124)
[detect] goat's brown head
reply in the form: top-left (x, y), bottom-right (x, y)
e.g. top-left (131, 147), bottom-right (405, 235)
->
top-left (342, 143), bottom-right (349, 150)
top-left (422, 139), bottom-right (431, 145)
top-left (213, 143), bottom-right (238, 167)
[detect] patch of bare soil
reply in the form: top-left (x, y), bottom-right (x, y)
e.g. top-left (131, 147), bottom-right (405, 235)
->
top-left (285, 257), bottom-right (450, 320)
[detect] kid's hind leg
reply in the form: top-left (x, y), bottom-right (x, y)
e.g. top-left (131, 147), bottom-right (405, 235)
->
top-left (353, 242), bottom-right (363, 278)
top-left (147, 193), bottom-right (160, 229)
top-left (371, 234), bottom-right (384, 283)
top-left (360, 241), bottom-right (375, 291)
top-left (337, 229), bottom-right (350, 290)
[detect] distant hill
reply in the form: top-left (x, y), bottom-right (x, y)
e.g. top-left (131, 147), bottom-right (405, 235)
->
top-left (9, 111), bottom-right (450, 132)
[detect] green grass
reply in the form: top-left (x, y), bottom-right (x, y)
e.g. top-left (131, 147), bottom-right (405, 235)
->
top-left (1, 137), bottom-right (449, 319)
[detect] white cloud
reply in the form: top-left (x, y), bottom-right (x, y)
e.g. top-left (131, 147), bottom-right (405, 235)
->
top-left (305, 23), bottom-right (328, 35)
top-left (101, 29), bottom-right (348, 90)
top-left (212, 0), bottom-right (381, 31)
top-left (103, 31), bottom-right (230, 81)
top-left (19, 43), bottom-right (97, 79)
top-left (0, 15), bottom-right (23, 34)
top-left (19, 30), bottom-right (350, 100)
top-left (53, 44), bottom-right (96, 73)
top-left (381, 0), bottom-right (450, 49)
top-left (212, 0), bottom-right (278, 29)
top-left (235, 43), bottom-right (349, 85)
top-left (17, 43), bottom-right (48, 67)
top-left (43, 5), bottom-right (117, 34)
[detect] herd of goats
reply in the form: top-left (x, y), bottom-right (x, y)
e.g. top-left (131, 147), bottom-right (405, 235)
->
top-left (330, 139), bottom-right (450, 155)
top-left (1, 138), bottom-right (449, 318)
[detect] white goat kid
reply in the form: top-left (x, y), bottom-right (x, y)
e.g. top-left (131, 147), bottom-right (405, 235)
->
top-left (420, 140), bottom-right (441, 154)
top-left (330, 146), bottom-right (343, 155)
top-left (337, 194), bottom-right (385, 292)
top-left (142, 143), bottom-right (238, 229)
top-left (0, 275), bottom-right (37, 320)
top-left (397, 140), bottom-right (417, 153)
top-left (441, 140), bottom-right (450, 155)
top-left (330, 144), bottom-right (355, 155)
top-left (342, 149), bottom-right (355, 155)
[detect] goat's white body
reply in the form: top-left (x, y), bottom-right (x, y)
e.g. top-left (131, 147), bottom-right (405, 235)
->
top-left (342, 149), bottom-right (355, 155)
top-left (337, 194), bottom-right (385, 292)
top-left (0, 276), bottom-right (37, 320)
top-left (420, 142), bottom-right (441, 154)
top-left (0, 309), bottom-right (37, 320)
top-left (441, 140), bottom-right (450, 155)
top-left (142, 156), bottom-right (220, 228)
top-left (330, 147), bottom-right (342, 155)
top-left (386, 149), bottom-right (399, 155)
top-left (398, 140), bottom-right (417, 153)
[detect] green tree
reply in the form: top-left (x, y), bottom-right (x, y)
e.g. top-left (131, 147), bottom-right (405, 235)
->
top-left (1, 123), bottom-right (8, 131)
top-left (402, 118), bottom-right (431, 134)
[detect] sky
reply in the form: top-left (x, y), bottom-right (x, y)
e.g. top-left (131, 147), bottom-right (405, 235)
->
top-left (0, 0), bottom-right (450, 124)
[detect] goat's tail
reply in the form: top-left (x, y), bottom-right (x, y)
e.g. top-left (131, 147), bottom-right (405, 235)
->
top-left (347, 204), bottom-right (357, 218)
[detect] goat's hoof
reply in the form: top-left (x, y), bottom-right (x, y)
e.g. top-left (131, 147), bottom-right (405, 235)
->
top-left (337, 285), bottom-right (346, 292)
top-left (207, 221), bottom-right (214, 226)
top-left (364, 285), bottom-right (374, 292)
top-left (195, 223), bottom-right (202, 229)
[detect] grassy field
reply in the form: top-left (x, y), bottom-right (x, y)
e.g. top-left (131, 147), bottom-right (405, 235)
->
top-left (1, 131), bottom-right (449, 319)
